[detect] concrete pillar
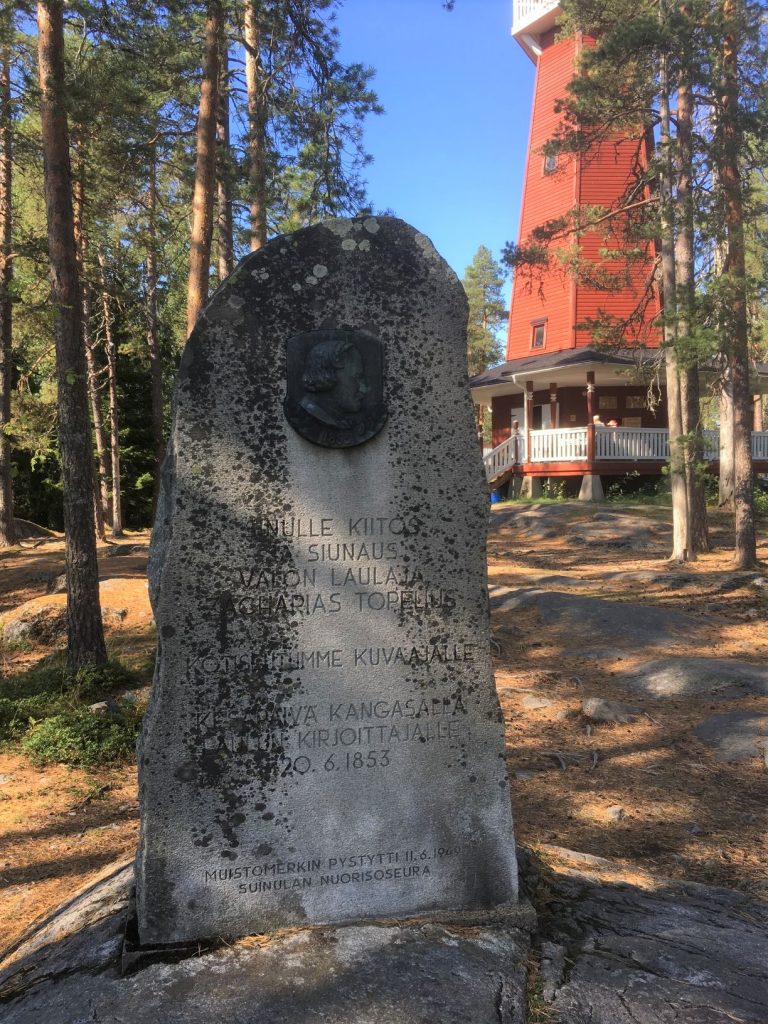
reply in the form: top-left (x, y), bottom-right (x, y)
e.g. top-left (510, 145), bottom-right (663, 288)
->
top-left (579, 474), bottom-right (604, 502)
top-left (521, 476), bottom-right (543, 499)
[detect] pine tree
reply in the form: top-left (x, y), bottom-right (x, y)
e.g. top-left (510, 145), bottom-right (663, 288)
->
top-left (0, 9), bottom-right (16, 547)
top-left (36, 0), bottom-right (106, 669)
top-left (463, 246), bottom-right (506, 376)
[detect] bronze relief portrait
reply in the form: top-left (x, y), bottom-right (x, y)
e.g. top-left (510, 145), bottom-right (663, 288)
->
top-left (283, 329), bottom-right (387, 448)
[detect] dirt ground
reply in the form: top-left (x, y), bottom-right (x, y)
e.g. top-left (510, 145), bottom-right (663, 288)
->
top-left (0, 507), bottom-right (766, 954)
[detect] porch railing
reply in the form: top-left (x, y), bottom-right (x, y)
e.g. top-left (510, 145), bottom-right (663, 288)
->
top-left (530, 427), bottom-right (588, 462)
top-left (513, 0), bottom-right (558, 30)
top-left (594, 426), bottom-right (667, 460)
top-left (483, 426), bottom-right (768, 481)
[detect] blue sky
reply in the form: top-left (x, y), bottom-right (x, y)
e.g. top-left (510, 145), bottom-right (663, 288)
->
top-left (335, 0), bottom-right (536, 288)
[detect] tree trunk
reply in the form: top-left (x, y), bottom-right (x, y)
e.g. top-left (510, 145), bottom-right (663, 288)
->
top-left (720, 0), bottom-right (755, 569)
top-left (146, 146), bottom-right (164, 517)
top-left (659, 47), bottom-right (691, 561)
top-left (37, 0), bottom-right (106, 669)
top-left (0, 26), bottom-right (15, 547)
top-left (244, 0), bottom-right (268, 251)
top-left (674, 65), bottom-right (708, 553)
top-left (718, 373), bottom-right (735, 507)
top-left (72, 159), bottom-right (110, 537)
top-left (84, 336), bottom-right (108, 541)
top-left (681, 368), bottom-right (709, 552)
top-left (186, 0), bottom-right (221, 335)
top-left (752, 395), bottom-right (763, 432)
top-left (97, 251), bottom-right (122, 537)
top-left (216, 24), bottom-right (234, 280)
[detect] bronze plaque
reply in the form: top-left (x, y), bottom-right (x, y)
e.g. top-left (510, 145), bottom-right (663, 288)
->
top-left (283, 329), bottom-right (387, 448)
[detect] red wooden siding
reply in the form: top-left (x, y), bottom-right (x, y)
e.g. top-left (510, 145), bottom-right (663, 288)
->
top-left (507, 33), bottom-right (661, 361)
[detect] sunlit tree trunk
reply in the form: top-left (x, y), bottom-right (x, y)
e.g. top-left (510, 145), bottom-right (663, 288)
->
top-left (146, 144), bottom-right (164, 516)
top-left (73, 158), bottom-right (110, 538)
top-left (97, 251), bottom-right (122, 537)
top-left (37, 0), bottom-right (106, 669)
top-left (674, 65), bottom-right (708, 553)
top-left (186, 0), bottom-right (221, 334)
top-left (753, 395), bottom-right (763, 432)
top-left (0, 24), bottom-right (15, 547)
top-left (720, 0), bottom-right (755, 569)
top-left (718, 373), bottom-right (735, 508)
top-left (244, 0), bottom-right (268, 251)
top-left (216, 23), bottom-right (234, 280)
top-left (659, 47), bottom-right (691, 561)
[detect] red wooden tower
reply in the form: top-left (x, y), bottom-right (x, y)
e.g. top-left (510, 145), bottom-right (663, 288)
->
top-left (470, 3), bottom-right (768, 499)
top-left (507, 1), bottom-right (661, 361)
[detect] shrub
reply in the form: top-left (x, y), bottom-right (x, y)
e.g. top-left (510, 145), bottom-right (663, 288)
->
top-left (0, 658), bottom-right (145, 746)
top-left (21, 704), bottom-right (142, 767)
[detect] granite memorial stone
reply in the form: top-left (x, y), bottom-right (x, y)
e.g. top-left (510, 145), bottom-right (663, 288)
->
top-left (137, 215), bottom-right (518, 945)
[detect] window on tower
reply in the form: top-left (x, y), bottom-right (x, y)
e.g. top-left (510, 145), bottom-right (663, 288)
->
top-left (543, 152), bottom-right (557, 174)
top-left (531, 320), bottom-right (547, 349)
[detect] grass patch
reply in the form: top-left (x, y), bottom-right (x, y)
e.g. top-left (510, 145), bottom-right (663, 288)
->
top-left (0, 657), bottom-right (146, 764)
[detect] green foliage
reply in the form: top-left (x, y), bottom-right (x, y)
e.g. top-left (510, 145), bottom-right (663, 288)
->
top-left (22, 706), bottom-right (142, 767)
top-left (606, 471), bottom-right (667, 503)
top-left (541, 478), bottom-right (566, 500)
top-left (0, 657), bottom-right (143, 755)
top-left (6, 2), bottom-right (381, 532)
top-left (754, 485), bottom-right (768, 519)
top-left (462, 246), bottom-right (507, 376)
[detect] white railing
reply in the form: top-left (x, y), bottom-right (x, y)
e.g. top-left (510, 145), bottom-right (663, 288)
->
top-left (484, 434), bottom-right (522, 481)
top-left (595, 426), bottom-right (668, 461)
top-left (753, 432), bottom-right (768, 460)
top-left (513, 0), bottom-right (558, 30)
top-left (483, 427), bottom-right (768, 481)
top-left (702, 429), bottom-right (720, 461)
top-left (530, 427), bottom-right (588, 462)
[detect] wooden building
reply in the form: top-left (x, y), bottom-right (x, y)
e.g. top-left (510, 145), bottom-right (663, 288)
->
top-left (473, 0), bottom-right (768, 498)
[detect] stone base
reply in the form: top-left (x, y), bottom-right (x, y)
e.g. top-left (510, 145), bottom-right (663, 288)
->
top-left (578, 473), bottom-right (604, 502)
top-left (0, 861), bottom-right (533, 1024)
top-left (520, 475), bottom-right (543, 499)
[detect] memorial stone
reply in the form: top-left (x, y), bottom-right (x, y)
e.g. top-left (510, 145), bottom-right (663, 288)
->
top-left (137, 216), bottom-right (518, 944)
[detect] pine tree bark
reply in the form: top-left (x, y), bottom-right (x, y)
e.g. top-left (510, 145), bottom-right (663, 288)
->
top-left (244, 0), bottom-right (268, 251)
top-left (72, 160), bottom-right (110, 537)
top-left (146, 145), bottom-right (164, 516)
top-left (186, 0), bottom-right (221, 335)
top-left (37, 0), bottom-right (106, 669)
top-left (216, 24), bottom-right (234, 280)
top-left (753, 395), bottom-right (763, 432)
top-left (659, 48), bottom-right (690, 561)
top-left (97, 251), bottom-right (122, 537)
top-left (0, 27), bottom-right (16, 547)
top-left (720, 0), bottom-right (755, 569)
top-left (718, 373), bottom-right (735, 507)
top-left (674, 66), bottom-right (708, 553)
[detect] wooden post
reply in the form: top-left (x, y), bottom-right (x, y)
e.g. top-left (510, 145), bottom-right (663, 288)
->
top-left (525, 381), bottom-right (534, 465)
top-left (586, 372), bottom-right (596, 468)
top-left (549, 382), bottom-right (558, 429)
top-left (512, 418), bottom-right (520, 465)
top-left (586, 371), bottom-right (595, 421)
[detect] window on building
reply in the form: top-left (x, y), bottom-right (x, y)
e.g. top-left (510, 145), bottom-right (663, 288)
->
top-left (531, 321), bottom-right (547, 349)
top-left (625, 395), bottom-right (646, 409)
top-left (543, 152), bottom-right (557, 174)
top-left (598, 395), bottom-right (618, 410)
